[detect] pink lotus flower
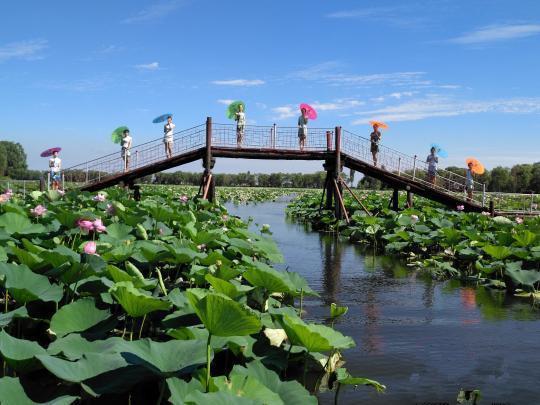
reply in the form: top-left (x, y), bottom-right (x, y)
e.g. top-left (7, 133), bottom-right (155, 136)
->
top-left (516, 217), bottom-right (523, 224)
top-left (93, 218), bottom-right (107, 233)
top-left (410, 215), bottom-right (419, 223)
top-left (84, 241), bottom-right (97, 255)
top-left (179, 195), bottom-right (188, 203)
top-left (30, 205), bottom-right (47, 217)
top-left (0, 194), bottom-right (9, 204)
top-left (106, 204), bottom-right (116, 215)
top-left (197, 244), bottom-right (206, 251)
top-left (481, 211), bottom-right (490, 216)
top-left (159, 228), bottom-right (164, 235)
top-left (222, 215), bottom-right (229, 221)
top-left (77, 219), bottom-right (94, 232)
top-left (5, 189), bottom-right (13, 197)
top-left (457, 205), bottom-right (465, 211)
top-left (93, 193), bottom-right (106, 202)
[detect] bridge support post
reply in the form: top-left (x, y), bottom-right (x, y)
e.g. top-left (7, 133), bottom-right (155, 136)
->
top-left (201, 117), bottom-right (216, 203)
top-left (333, 127), bottom-right (344, 220)
top-left (391, 188), bottom-right (399, 211)
top-left (406, 189), bottom-right (414, 208)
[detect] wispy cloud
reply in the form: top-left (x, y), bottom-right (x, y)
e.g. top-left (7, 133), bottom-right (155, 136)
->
top-left (291, 62), bottom-right (429, 88)
top-left (272, 105), bottom-right (297, 120)
top-left (0, 39), bottom-right (48, 62)
top-left (123, 0), bottom-right (185, 23)
top-left (352, 95), bottom-right (540, 124)
top-left (135, 62), bottom-right (160, 71)
top-left (211, 79), bottom-right (265, 87)
top-left (449, 24), bottom-right (540, 44)
top-left (217, 99), bottom-right (234, 105)
top-left (311, 99), bottom-right (365, 111)
top-left (325, 6), bottom-right (427, 27)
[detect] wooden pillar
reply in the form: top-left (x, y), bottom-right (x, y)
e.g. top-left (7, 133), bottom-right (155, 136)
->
top-left (392, 188), bottom-right (399, 211)
top-left (489, 200), bottom-right (495, 217)
top-left (406, 190), bottom-right (414, 208)
top-left (202, 117), bottom-right (216, 202)
top-left (334, 127), bottom-right (343, 220)
top-left (323, 160), bottom-right (334, 210)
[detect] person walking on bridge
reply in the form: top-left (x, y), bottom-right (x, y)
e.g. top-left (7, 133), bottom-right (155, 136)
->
top-left (49, 150), bottom-right (62, 190)
top-left (121, 129), bottom-right (132, 172)
top-left (164, 116), bottom-right (175, 159)
top-left (465, 161), bottom-right (474, 202)
top-left (427, 146), bottom-right (438, 185)
top-left (370, 123), bottom-right (382, 166)
top-left (298, 107), bottom-right (308, 151)
top-left (235, 104), bottom-right (246, 147)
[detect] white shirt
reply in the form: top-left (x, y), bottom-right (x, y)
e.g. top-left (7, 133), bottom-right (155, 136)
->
top-left (49, 157), bottom-right (61, 172)
top-left (235, 112), bottom-right (245, 126)
top-left (164, 122), bottom-right (175, 141)
top-left (122, 135), bottom-right (132, 149)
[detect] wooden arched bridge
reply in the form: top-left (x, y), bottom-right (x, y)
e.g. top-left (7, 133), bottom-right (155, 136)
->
top-left (62, 118), bottom-right (538, 218)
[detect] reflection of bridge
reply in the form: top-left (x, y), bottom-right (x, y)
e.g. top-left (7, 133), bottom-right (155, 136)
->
top-left (63, 118), bottom-right (538, 217)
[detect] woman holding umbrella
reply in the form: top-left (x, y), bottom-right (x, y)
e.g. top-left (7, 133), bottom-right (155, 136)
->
top-left (369, 121), bottom-right (387, 167)
top-left (465, 158), bottom-right (484, 202)
top-left (41, 147), bottom-right (62, 190)
top-left (235, 104), bottom-right (246, 147)
top-left (426, 146), bottom-right (438, 185)
top-left (298, 104), bottom-right (317, 151)
top-left (164, 116), bottom-right (175, 159)
top-left (121, 129), bottom-right (132, 172)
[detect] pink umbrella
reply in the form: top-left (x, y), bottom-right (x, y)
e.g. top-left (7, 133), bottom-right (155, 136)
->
top-left (40, 147), bottom-right (62, 157)
top-left (299, 103), bottom-right (317, 120)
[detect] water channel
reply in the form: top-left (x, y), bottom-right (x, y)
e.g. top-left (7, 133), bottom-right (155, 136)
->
top-left (227, 200), bottom-right (540, 405)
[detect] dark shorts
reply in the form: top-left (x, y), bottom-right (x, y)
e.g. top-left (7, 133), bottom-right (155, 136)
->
top-left (428, 167), bottom-right (437, 176)
top-left (370, 143), bottom-right (379, 153)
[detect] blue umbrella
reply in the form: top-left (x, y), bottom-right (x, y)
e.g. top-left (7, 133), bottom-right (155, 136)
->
top-left (430, 143), bottom-right (448, 158)
top-left (152, 113), bottom-right (173, 124)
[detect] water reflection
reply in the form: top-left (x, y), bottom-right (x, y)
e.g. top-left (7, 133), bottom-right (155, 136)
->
top-left (320, 233), bottom-right (341, 305)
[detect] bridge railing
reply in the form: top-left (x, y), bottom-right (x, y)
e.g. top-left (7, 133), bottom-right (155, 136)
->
top-left (341, 129), bottom-right (486, 206)
top-left (212, 123), bottom-right (334, 151)
top-left (488, 192), bottom-right (540, 214)
top-left (63, 124), bottom-right (206, 185)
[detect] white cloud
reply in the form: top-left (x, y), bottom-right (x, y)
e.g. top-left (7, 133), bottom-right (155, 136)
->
top-left (326, 9), bottom-right (382, 19)
top-left (449, 24), bottom-right (540, 44)
top-left (311, 99), bottom-right (365, 111)
top-left (272, 106), bottom-right (297, 120)
top-left (351, 95), bottom-right (540, 124)
top-left (123, 0), bottom-right (185, 23)
top-left (217, 99), bottom-right (234, 105)
top-left (256, 102), bottom-right (267, 110)
top-left (135, 62), bottom-right (160, 71)
top-left (0, 39), bottom-right (48, 62)
top-left (211, 79), bottom-right (265, 86)
top-left (389, 91), bottom-right (416, 99)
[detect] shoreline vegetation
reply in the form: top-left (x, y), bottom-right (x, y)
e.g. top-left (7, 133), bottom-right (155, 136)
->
top-left (0, 186), bottom-right (385, 403)
top-left (286, 190), bottom-right (540, 303)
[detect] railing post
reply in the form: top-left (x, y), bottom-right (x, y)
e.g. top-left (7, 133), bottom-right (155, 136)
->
top-left (334, 126), bottom-right (341, 175)
top-left (85, 163), bottom-right (89, 183)
top-left (47, 172), bottom-right (50, 191)
top-left (23, 180), bottom-right (26, 198)
top-left (482, 183), bottom-right (486, 207)
top-left (272, 124), bottom-right (277, 149)
top-left (531, 193), bottom-right (535, 212)
top-left (61, 173), bottom-right (65, 190)
top-left (397, 157), bottom-right (402, 176)
top-left (135, 150), bottom-right (139, 168)
top-left (326, 131), bottom-right (332, 151)
top-left (412, 155), bottom-right (417, 180)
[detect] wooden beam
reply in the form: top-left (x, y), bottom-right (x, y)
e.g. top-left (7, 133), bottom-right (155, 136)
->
top-left (333, 178), bottom-right (349, 223)
top-left (339, 177), bottom-right (371, 216)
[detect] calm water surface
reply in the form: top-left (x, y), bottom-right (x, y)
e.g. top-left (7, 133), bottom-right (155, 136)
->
top-left (227, 200), bottom-right (540, 405)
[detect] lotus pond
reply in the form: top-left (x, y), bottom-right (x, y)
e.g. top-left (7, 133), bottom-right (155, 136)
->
top-left (287, 190), bottom-right (540, 302)
top-left (0, 187), bottom-right (383, 404)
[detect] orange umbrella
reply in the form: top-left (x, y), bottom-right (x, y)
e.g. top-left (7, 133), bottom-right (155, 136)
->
top-left (369, 120), bottom-right (389, 130)
top-left (466, 157), bottom-right (485, 175)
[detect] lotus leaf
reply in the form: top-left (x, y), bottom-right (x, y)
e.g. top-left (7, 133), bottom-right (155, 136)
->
top-left (330, 303), bottom-right (348, 319)
top-left (0, 330), bottom-right (46, 372)
top-left (167, 377), bottom-right (204, 405)
top-left (483, 245), bottom-right (514, 260)
top-left (504, 262), bottom-right (540, 291)
top-left (243, 263), bottom-right (293, 294)
top-left (0, 377), bottom-right (79, 405)
top-left (50, 298), bottom-right (111, 337)
top-left (336, 368), bottom-right (386, 392)
top-left (110, 281), bottom-right (171, 317)
top-left (186, 291), bottom-right (261, 337)
top-left (0, 263), bottom-right (63, 304)
top-left (0, 306), bottom-right (29, 328)
top-left (213, 372), bottom-right (283, 404)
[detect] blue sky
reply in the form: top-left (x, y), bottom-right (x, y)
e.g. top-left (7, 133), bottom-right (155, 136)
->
top-left (1, 0), bottom-right (539, 174)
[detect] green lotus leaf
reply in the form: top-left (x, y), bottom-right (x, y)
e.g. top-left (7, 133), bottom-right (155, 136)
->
top-left (243, 263), bottom-right (293, 294)
top-left (110, 281), bottom-right (171, 318)
top-left (186, 291), bottom-right (261, 337)
top-left (0, 246), bottom-right (6, 262)
top-left (0, 330), bottom-right (46, 372)
top-left (213, 372), bottom-right (283, 404)
top-left (231, 361), bottom-right (317, 404)
top-left (330, 303), bottom-right (348, 319)
top-left (50, 298), bottom-right (111, 337)
top-left (284, 271), bottom-right (319, 297)
top-left (9, 246), bottom-right (44, 270)
top-left (336, 367), bottom-right (386, 392)
top-left (0, 263), bottom-right (63, 304)
top-left (483, 245), bottom-right (514, 260)
top-left (47, 335), bottom-right (125, 360)
top-left (504, 262), bottom-right (540, 291)
top-left (512, 230), bottom-right (537, 248)
top-left (165, 246), bottom-right (205, 264)
top-left (278, 315), bottom-right (355, 352)
top-left (167, 377), bottom-right (204, 405)
top-left (0, 376), bottom-right (79, 405)
top-left (184, 391), bottom-right (257, 405)
top-left (0, 212), bottom-right (45, 235)
top-left (100, 223), bottom-right (134, 242)
top-left (0, 306), bottom-right (29, 328)
top-left (205, 274), bottom-right (246, 299)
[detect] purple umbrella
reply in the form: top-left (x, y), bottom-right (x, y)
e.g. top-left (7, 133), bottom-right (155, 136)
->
top-left (40, 147), bottom-right (62, 157)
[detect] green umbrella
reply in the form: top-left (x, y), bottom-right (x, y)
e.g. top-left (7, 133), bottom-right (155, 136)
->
top-left (226, 101), bottom-right (245, 120)
top-left (111, 126), bottom-right (129, 144)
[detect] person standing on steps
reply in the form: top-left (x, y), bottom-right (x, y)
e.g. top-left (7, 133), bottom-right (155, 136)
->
top-left (370, 123), bottom-right (382, 166)
top-left (49, 150), bottom-right (62, 190)
top-left (163, 116), bottom-right (175, 159)
top-left (235, 104), bottom-right (246, 147)
top-left (121, 129), bottom-right (132, 172)
top-left (298, 107), bottom-right (308, 151)
top-left (465, 161), bottom-right (474, 202)
top-left (427, 146), bottom-right (438, 185)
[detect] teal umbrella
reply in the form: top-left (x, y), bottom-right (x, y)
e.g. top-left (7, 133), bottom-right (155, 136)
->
top-left (112, 126), bottom-right (129, 144)
top-left (226, 101), bottom-right (245, 120)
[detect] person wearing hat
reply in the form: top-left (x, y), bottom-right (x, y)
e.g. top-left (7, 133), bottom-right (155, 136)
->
top-left (465, 161), bottom-right (474, 201)
top-left (235, 104), bottom-right (246, 147)
top-left (121, 129), bottom-right (132, 172)
top-left (370, 123), bottom-right (382, 166)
